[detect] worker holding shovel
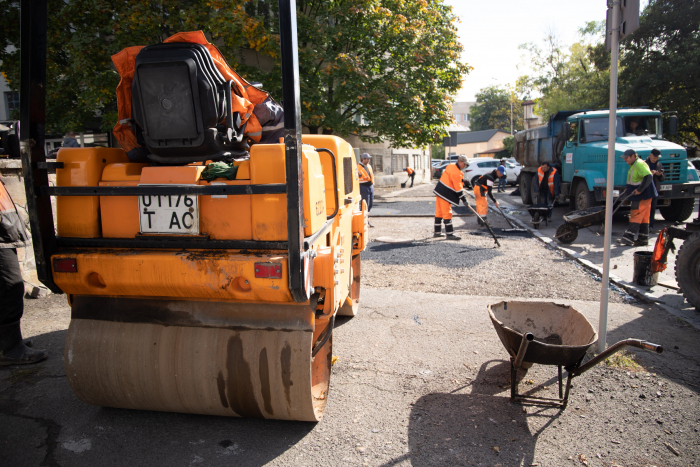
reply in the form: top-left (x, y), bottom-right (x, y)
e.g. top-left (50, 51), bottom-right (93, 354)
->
top-left (473, 167), bottom-right (506, 226)
top-left (617, 149), bottom-right (656, 247)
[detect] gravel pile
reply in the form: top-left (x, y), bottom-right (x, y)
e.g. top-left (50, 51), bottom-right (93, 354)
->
top-left (362, 213), bottom-right (627, 302)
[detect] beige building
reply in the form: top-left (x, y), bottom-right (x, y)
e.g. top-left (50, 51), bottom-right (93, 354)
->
top-left (445, 129), bottom-right (510, 159)
top-left (522, 100), bottom-right (543, 129)
top-left (451, 101), bottom-right (475, 131)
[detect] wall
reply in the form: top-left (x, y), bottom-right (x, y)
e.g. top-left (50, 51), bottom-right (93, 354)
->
top-left (452, 132), bottom-right (509, 159)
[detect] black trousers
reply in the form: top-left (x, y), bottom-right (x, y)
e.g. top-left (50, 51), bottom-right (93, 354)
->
top-left (0, 248), bottom-right (24, 326)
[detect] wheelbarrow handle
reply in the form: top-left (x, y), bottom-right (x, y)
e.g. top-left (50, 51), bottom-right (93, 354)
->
top-left (568, 339), bottom-right (663, 376)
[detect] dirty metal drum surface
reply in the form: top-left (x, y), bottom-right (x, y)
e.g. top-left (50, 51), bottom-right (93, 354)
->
top-left (65, 296), bottom-right (332, 421)
top-left (488, 301), bottom-right (597, 367)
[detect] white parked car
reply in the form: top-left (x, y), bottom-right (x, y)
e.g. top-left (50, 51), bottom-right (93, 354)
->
top-left (463, 158), bottom-right (521, 188)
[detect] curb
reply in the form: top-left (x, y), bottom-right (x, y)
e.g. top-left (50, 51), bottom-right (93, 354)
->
top-left (492, 206), bottom-right (700, 331)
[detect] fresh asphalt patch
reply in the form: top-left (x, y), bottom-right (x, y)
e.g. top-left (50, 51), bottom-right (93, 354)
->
top-left (370, 200), bottom-right (473, 217)
top-left (362, 240), bottom-right (502, 268)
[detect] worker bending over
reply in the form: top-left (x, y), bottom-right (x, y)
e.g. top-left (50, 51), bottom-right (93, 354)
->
top-left (358, 153), bottom-right (375, 228)
top-left (433, 155), bottom-right (468, 240)
top-left (537, 161), bottom-right (561, 219)
top-left (474, 167), bottom-right (505, 225)
top-left (617, 149), bottom-right (656, 246)
top-left (404, 167), bottom-right (415, 187)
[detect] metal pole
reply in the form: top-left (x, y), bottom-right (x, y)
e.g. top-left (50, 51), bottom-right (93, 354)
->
top-left (510, 100), bottom-right (513, 135)
top-left (599, 0), bottom-right (621, 354)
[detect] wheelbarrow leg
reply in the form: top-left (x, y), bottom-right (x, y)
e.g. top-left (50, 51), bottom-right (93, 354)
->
top-left (561, 372), bottom-right (574, 409)
top-left (510, 362), bottom-right (518, 401)
top-left (558, 365), bottom-right (563, 400)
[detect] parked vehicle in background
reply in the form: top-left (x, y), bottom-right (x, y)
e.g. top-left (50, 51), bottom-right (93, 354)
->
top-left (514, 108), bottom-right (700, 222)
top-left (463, 158), bottom-right (519, 188)
top-left (432, 160), bottom-right (450, 179)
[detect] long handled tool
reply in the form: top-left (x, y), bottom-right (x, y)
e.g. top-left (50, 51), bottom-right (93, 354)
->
top-left (495, 204), bottom-right (527, 233)
top-left (595, 191), bottom-right (632, 236)
top-left (464, 202), bottom-right (501, 248)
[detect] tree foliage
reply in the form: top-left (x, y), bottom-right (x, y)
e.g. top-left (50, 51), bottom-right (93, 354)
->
top-left (0, 0), bottom-right (469, 147)
top-left (468, 85), bottom-right (523, 133)
top-left (619, 0), bottom-right (700, 146)
top-left (502, 135), bottom-right (514, 157)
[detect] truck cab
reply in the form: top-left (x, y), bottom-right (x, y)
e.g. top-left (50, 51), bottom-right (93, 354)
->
top-left (515, 109), bottom-right (700, 222)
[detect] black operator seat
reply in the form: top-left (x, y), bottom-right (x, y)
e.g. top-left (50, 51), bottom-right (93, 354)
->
top-left (131, 42), bottom-right (248, 164)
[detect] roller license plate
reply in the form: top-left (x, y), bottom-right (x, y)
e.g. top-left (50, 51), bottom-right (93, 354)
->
top-left (659, 184), bottom-right (672, 191)
top-left (138, 194), bottom-right (199, 234)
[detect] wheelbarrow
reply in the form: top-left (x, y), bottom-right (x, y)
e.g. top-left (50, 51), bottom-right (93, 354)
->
top-left (488, 301), bottom-right (663, 408)
top-left (527, 203), bottom-right (552, 229)
top-left (555, 193), bottom-right (631, 244)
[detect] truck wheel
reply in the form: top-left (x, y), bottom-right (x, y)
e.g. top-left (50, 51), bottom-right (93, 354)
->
top-left (520, 173), bottom-right (533, 205)
top-left (660, 198), bottom-right (695, 222)
top-left (675, 232), bottom-right (700, 310)
top-left (574, 181), bottom-right (595, 211)
top-left (530, 175), bottom-right (540, 204)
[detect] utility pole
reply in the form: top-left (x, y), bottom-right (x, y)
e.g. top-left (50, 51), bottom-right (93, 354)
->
top-left (599, 0), bottom-right (639, 353)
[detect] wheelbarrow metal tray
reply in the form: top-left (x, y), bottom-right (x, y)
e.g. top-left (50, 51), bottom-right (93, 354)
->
top-left (562, 206), bottom-right (605, 228)
top-left (488, 301), bottom-right (598, 367)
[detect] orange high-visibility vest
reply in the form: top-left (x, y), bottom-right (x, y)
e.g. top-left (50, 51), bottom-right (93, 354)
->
top-left (440, 163), bottom-right (464, 192)
top-left (537, 167), bottom-right (557, 196)
top-left (406, 167), bottom-right (414, 175)
top-left (111, 31), bottom-right (270, 154)
top-left (358, 163), bottom-right (374, 185)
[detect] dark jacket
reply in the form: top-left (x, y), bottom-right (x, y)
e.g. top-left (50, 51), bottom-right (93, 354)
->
top-left (644, 158), bottom-right (666, 195)
top-left (0, 178), bottom-right (30, 249)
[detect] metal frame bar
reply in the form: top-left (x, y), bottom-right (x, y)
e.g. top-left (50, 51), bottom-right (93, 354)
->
top-left (19, 0), bottom-right (60, 293)
top-left (56, 237), bottom-right (288, 251)
top-left (41, 184), bottom-right (286, 196)
top-left (279, 0), bottom-right (307, 302)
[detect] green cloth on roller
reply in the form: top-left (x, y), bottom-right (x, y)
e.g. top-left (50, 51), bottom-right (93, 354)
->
top-left (201, 162), bottom-right (239, 181)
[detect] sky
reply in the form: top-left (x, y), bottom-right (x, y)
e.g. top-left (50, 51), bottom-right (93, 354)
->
top-left (445, 0), bottom-right (648, 102)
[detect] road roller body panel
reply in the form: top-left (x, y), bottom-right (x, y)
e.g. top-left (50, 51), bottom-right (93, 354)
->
top-left (18, 1), bottom-right (367, 421)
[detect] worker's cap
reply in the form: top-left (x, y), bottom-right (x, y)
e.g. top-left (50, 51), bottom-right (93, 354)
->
top-left (539, 160), bottom-right (552, 166)
top-left (650, 149), bottom-right (661, 158)
top-left (497, 166), bottom-right (506, 175)
top-left (457, 155), bottom-right (468, 164)
top-left (360, 153), bottom-right (371, 159)
top-left (621, 149), bottom-right (637, 159)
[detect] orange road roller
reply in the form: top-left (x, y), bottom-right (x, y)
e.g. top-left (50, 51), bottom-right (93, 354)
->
top-left (19, 1), bottom-right (367, 421)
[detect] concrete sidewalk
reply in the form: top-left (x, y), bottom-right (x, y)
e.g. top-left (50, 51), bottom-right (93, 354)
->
top-left (491, 187), bottom-right (700, 329)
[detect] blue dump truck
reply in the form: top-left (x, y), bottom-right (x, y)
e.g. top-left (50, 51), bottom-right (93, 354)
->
top-left (514, 109), bottom-right (700, 222)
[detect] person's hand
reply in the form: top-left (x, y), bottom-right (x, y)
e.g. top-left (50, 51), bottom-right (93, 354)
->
top-left (495, 201), bottom-right (500, 208)
top-left (633, 189), bottom-right (641, 195)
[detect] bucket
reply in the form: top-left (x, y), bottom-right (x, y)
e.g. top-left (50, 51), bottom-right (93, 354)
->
top-left (633, 251), bottom-right (659, 286)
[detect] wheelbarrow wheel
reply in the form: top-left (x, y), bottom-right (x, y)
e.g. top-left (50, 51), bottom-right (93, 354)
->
top-left (555, 223), bottom-right (578, 244)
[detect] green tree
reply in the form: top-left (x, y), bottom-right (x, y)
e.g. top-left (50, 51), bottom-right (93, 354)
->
top-left (518, 22), bottom-right (610, 121)
top-left (468, 85), bottom-right (523, 133)
top-left (619, 0), bottom-right (700, 146)
top-left (502, 135), bottom-right (514, 157)
top-left (0, 0), bottom-right (469, 147)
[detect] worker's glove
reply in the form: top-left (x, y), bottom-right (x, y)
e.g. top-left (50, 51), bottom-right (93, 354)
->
top-left (460, 196), bottom-right (468, 205)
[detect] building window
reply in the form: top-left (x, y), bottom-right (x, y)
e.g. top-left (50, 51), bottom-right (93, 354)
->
top-left (464, 114), bottom-right (469, 122)
top-left (4, 92), bottom-right (19, 117)
top-left (373, 155), bottom-right (383, 173)
top-left (455, 114), bottom-right (461, 122)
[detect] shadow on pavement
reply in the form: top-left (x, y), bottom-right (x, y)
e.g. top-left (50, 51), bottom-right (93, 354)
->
top-left (403, 359), bottom-right (560, 467)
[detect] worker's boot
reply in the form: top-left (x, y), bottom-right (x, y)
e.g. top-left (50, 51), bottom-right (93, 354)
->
top-left (434, 217), bottom-right (444, 237)
top-left (480, 216), bottom-right (488, 226)
top-left (0, 321), bottom-right (48, 366)
top-left (635, 224), bottom-right (650, 246)
top-left (617, 223), bottom-right (639, 246)
top-left (444, 219), bottom-right (460, 240)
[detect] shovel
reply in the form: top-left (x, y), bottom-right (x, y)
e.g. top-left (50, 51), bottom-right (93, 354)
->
top-left (464, 202), bottom-right (501, 248)
top-left (495, 204), bottom-right (527, 233)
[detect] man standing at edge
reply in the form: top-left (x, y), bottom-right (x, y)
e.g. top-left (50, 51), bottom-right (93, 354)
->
top-left (644, 149), bottom-right (665, 231)
top-left (358, 153), bottom-right (375, 228)
top-left (474, 167), bottom-right (505, 225)
top-left (617, 149), bottom-right (655, 246)
top-left (0, 174), bottom-right (48, 365)
top-left (537, 161), bottom-right (561, 219)
top-left (433, 155), bottom-right (469, 240)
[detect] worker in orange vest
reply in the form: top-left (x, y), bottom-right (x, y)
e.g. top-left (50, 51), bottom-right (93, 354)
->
top-left (474, 167), bottom-right (505, 226)
top-left (404, 167), bottom-right (415, 188)
top-left (0, 175), bottom-right (48, 366)
top-left (433, 155), bottom-right (469, 240)
top-left (537, 161), bottom-right (560, 220)
top-left (358, 153), bottom-right (375, 227)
